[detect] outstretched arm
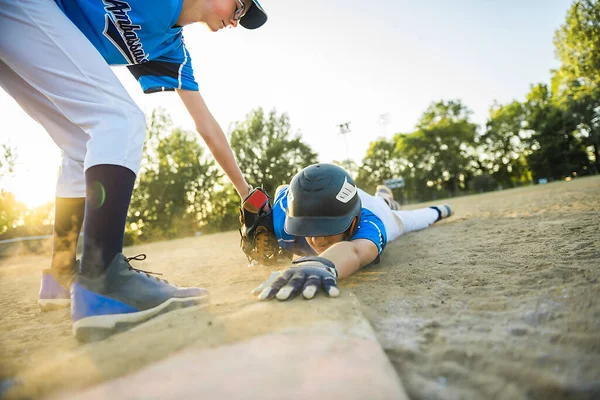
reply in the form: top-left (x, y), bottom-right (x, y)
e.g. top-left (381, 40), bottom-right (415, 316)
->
top-left (317, 239), bottom-right (379, 279)
top-left (177, 89), bottom-right (250, 199)
top-left (254, 239), bottom-right (379, 301)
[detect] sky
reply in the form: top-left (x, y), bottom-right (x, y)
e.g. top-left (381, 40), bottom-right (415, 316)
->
top-left (0, 0), bottom-right (574, 207)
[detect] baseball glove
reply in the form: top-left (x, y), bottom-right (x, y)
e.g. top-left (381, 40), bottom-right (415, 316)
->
top-left (239, 187), bottom-right (292, 265)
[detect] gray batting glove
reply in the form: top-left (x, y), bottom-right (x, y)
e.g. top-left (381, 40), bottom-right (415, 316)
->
top-left (252, 257), bottom-right (340, 301)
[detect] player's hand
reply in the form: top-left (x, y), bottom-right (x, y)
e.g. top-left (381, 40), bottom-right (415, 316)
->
top-left (252, 257), bottom-right (339, 301)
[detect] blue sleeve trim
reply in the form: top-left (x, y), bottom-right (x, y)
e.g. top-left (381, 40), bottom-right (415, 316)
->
top-left (135, 75), bottom-right (198, 94)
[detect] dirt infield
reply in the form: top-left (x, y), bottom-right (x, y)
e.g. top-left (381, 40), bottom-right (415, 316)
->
top-left (0, 176), bottom-right (599, 399)
top-left (48, 301), bottom-right (408, 400)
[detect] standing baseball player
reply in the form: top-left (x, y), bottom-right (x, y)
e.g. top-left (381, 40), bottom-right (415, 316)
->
top-left (242, 163), bottom-right (453, 300)
top-left (0, 0), bottom-right (267, 341)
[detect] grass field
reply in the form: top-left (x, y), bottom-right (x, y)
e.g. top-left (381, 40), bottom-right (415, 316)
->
top-left (0, 176), bottom-right (598, 399)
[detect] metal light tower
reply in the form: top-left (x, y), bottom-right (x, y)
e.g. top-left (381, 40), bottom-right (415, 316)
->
top-left (337, 122), bottom-right (351, 166)
top-left (379, 113), bottom-right (390, 136)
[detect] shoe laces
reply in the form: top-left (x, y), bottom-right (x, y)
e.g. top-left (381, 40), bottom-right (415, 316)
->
top-left (124, 254), bottom-right (169, 283)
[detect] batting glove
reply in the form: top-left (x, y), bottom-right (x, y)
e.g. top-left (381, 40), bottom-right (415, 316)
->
top-left (252, 256), bottom-right (340, 301)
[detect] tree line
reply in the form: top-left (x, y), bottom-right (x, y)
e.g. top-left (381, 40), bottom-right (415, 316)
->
top-left (357, 1), bottom-right (599, 199)
top-left (0, 0), bottom-right (597, 245)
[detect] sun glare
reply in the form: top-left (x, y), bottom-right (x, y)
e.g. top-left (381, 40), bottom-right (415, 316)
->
top-left (3, 172), bottom-right (56, 209)
top-left (0, 107), bottom-right (62, 209)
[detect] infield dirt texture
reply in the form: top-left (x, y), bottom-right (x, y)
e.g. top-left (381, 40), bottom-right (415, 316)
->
top-left (1, 176), bottom-right (599, 399)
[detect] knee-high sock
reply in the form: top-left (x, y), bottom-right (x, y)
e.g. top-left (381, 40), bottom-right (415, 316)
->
top-left (80, 164), bottom-right (136, 278)
top-left (392, 208), bottom-right (439, 234)
top-left (50, 197), bottom-right (85, 275)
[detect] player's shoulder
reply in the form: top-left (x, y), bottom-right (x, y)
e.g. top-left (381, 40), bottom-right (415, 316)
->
top-left (352, 207), bottom-right (386, 255)
top-left (273, 185), bottom-right (289, 205)
top-left (356, 207), bottom-right (387, 243)
top-left (271, 186), bottom-right (288, 228)
top-left (359, 207), bottom-right (383, 224)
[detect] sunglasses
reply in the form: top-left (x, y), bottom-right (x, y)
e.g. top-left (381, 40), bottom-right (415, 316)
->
top-left (234, 0), bottom-right (249, 22)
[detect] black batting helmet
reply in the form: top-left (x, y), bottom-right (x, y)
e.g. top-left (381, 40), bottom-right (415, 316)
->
top-left (284, 163), bottom-right (362, 237)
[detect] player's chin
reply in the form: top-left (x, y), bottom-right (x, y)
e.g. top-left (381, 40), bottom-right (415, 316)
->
top-left (205, 22), bottom-right (220, 32)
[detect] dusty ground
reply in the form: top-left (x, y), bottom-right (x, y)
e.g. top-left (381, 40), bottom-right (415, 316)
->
top-left (349, 176), bottom-right (600, 400)
top-left (0, 176), bottom-right (598, 399)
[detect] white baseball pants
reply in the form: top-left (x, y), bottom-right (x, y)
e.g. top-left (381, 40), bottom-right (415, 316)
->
top-left (359, 189), bottom-right (439, 242)
top-left (0, 0), bottom-right (146, 197)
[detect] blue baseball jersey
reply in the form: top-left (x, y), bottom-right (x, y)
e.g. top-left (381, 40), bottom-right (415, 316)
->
top-left (272, 187), bottom-right (387, 261)
top-left (54, 0), bottom-right (198, 93)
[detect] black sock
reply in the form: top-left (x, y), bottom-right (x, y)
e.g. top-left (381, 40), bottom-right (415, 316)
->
top-left (430, 206), bottom-right (442, 222)
top-left (50, 197), bottom-right (85, 276)
top-left (80, 164), bottom-right (136, 278)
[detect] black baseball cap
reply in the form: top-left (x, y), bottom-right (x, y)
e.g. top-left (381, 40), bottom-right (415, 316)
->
top-left (240, 0), bottom-right (268, 29)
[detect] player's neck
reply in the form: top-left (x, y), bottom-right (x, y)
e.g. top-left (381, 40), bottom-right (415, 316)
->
top-left (177, 0), bottom-right (203, 26)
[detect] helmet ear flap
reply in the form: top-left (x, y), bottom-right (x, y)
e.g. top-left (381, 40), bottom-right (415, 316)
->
top-left (344, 216), bottom-right (359, 240)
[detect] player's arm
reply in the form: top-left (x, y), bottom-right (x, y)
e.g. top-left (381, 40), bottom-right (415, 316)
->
top-left (254, 239), bottom-right (379, 301)
top-left (254, 207), bottom-right (385, 301)
top-left (316, 239), bottom-right (379, 279)
top-left (177, 89), bottom-right (249, 199)
top-left (126, 43), bottom-right (250, 199)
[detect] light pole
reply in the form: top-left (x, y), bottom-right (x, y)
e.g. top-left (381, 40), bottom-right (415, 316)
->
top-left (379, 113), bottom-right (390, 136)
top-left (337, 122), bottom-right (351, 169)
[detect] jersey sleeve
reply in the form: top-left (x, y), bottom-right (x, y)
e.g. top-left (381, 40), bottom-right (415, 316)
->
top-left (127, 40), bottom-right (198, 94)
top-left (351, 208), bottom-right (387, 259)
top-left (272, 187), bottom-right (289, 243)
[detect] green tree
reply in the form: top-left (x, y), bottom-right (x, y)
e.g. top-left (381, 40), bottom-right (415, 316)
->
top-left (395, 100), bottom-right (479, 199)
top-left (355, 138), bottom-right (398, 195)
top-left (553, 0), bottom-right (600, 172)
top-left (480, 101), bottom-right (531, 187)
top-left (202, 183), bottom-right (240, 233)
top-left (230, 108), bottom-right (318, 196)
top-left (332, 159), bottom-right (359, 178)
top-left (0, 144), bottom-right (16, 177)
top-left (566, 88), bottom-right (600, 173)
top-left (0, 144), bottom-right (22, 237)
top-left (523, 84), bottom-right (591, 180)
top-left (554, 0), bottom-right (600, 89)
top-left (128, 109), bottom-right (220, 242)
top-left (0, 192), bottom-right (26, 237)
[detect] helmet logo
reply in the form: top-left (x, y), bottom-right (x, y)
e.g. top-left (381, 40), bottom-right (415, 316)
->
top-left (335, 177), bottom-right (357, 203)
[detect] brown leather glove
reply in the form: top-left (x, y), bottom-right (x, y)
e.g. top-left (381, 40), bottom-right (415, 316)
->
top-left (239, 187), bottom-right (291, 265)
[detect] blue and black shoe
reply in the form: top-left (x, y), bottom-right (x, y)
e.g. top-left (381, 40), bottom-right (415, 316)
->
top-left (38, 264), bottom-right (76, 311)
top-left (71, 253), bottom-right (209, 342)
